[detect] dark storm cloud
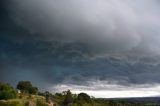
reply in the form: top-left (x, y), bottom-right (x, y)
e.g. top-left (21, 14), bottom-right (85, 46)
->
top-left (8, 0), bottom-right (160, 62)
top-left (1, 0), bottom-right (160, 93)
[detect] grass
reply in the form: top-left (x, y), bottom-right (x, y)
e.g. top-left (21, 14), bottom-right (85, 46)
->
top-left (0, 94), bottom-right (47, 106)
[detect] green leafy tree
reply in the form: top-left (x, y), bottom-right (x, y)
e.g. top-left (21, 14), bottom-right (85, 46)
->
top-left (0, 83), bottom-right (17, 100)
top-left (17, 81), bottom-right (38, 94)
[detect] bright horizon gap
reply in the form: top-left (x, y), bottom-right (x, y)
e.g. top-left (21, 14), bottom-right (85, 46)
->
top-left (51, 83), bottom-right (160, 98)
top-left (73, 90), bottom-right (159, 98)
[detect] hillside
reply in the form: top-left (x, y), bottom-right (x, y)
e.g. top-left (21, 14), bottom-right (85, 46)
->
top-left (1, 81), bottom-right (160, 106)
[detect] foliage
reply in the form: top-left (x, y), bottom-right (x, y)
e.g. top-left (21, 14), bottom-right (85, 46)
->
top-left (0, 100), bottom-right (21, 106)
top-left (77, 93), bottom-right (92, 103)
top-left (1, 81), bottom-right (159, 106)
top-left (44, 91), bottom-right (50, 102)
top-left (63, 90), bottom-right (73, 105)
top-left (0, 83), bottom-right (17, 100)
top-left (29, 87), bottom-right (38, 94)
top-left (16, 81), bottom-right (38, 94)
top-left (36, 100), bottom-right (48, 106)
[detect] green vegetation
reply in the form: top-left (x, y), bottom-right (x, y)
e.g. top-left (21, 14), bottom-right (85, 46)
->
top-left (0, 100), bottom-right (21, 106)
top-left (63, 90), bottom-right (73, 105)
top-left (0, 81), bottom-right (160, 106)
top-left (17, 81), bottom-right (38, 94)
top-left (36, 99), bottom-right (48, 106)
top-left (0, 83), bottom-right (17, 100)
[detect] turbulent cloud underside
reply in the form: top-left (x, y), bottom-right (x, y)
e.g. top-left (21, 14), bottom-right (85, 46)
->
top-left (0, 0), bottom-right (160, 97)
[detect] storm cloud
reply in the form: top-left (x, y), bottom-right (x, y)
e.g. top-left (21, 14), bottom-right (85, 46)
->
top-left (1, 0), bottom-right (160, 97)
top-left (9, 0), bottom-right (160, 62)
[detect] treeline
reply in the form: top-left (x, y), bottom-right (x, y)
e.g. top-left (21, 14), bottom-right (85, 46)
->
top-left (39, 90), bottom-right (95, 106)
top-left (0, 81), bottom-right (120, 106)
top-left (1, 81), bottom-right (155, 106)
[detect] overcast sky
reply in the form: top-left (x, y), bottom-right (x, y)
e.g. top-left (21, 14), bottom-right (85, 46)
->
top-left (1, 0), bottom-right (160, 98)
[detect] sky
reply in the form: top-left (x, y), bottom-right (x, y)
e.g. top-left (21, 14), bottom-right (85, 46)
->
top-left (1, 0), bottom-right (160, 98)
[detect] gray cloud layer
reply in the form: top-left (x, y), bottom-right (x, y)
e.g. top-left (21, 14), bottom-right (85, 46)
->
top-left (1, 0), bottom-right (160, 94)
top-left (9, 0), bottom-right (160, 63)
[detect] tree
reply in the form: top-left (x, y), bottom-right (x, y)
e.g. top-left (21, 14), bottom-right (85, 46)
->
top-left (77, 93), bottom-right (91, 105)
top-left (0, 83), bottom-right (17, 100)
top-left (44, 91), bottom-right (50, 102)
top-left (77, 93), bottom-right (91, 103)
top-left (17, 81), bottom-right (38, 94)
top-left (29, 87), bottom-right (38, 94)
top-left (63, 90), bottom-right (73, 105)
top-left (17, 81), bottom-right (32, 93)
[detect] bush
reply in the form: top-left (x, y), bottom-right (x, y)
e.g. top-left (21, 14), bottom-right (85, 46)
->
top-left (36, 100), bottom-right (47, 106)
top-left (0, 83), bottom-right (17, 100)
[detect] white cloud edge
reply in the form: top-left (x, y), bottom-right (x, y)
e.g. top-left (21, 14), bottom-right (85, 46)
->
top-left (51, 80), bottom-right (160, 98)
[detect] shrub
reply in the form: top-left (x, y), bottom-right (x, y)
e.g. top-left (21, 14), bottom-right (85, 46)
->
top-left (36, 100), bottom-right (47, 106)
top-left (0, 83), bottom-right (17, 100)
